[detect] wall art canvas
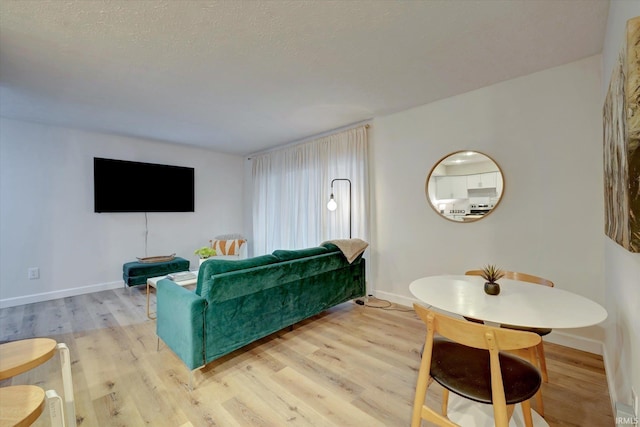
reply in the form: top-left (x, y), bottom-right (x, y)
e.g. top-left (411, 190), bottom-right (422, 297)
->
top-left (603, 16), bottom-right (640, 253)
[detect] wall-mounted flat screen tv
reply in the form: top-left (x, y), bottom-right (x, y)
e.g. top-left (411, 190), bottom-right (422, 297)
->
top-left (94, 157), bottom-right (195, 212)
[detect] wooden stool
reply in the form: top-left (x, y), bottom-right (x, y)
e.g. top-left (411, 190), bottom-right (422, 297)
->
top-left (0, 338), bottom-right (75, 427)
top-left (0, 385), bottom-right (45, 426)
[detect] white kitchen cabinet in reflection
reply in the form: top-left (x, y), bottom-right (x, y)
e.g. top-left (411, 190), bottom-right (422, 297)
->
top-left (467, 172), bottom-right (497, 189)
top-left (435, 175), bottom-right (467, 199)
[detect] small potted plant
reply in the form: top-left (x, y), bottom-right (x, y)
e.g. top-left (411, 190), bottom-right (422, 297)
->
top-left (194, 246), bottom-right (216, 265)
top-left (481, 264), bottom-right (504, 295)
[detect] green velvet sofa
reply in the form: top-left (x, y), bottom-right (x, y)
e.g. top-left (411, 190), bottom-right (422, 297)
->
top-left (156, 242), bottom-right (366, 371)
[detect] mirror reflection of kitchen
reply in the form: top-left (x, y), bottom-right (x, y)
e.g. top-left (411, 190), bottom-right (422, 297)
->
top-left (426, 151), bottom-right (504, 222)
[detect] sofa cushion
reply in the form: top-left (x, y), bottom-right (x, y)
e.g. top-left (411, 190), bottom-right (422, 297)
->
top-left (211, 239), bottom-right (246, 255)
top-left (196, 254), bottom-right (279, 295)
top-left (319, 242), bottom-right (342, 253)
top-left (208, 250), bottom-right (357, 303)
top-left (272, 246), bottom-right (328, 261)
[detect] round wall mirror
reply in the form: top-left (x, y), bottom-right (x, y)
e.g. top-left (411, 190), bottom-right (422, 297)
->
top-left (425, 151), bottom-right (504, 222)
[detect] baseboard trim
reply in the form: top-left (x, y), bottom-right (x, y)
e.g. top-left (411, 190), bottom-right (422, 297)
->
top-left (544, 330), bottom-right (604, 355)
top-left (0, 281), bottom-right (124, 309)
top-left (601, 345), bottom-right (618, 422)
top-left (373, 290), bottom-right (605, 355)
top-left (373, 290), bottom-right (417, 308)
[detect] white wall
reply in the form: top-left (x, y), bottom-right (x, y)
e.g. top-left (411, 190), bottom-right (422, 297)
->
top-left (0, 118), bottom-right (244, 307)
top-left (602, 1), bottom-right (640, 412)
top-left (369, 55), bottom-right (605, 348)
top-left (243, 157), bottom-right (255, 258)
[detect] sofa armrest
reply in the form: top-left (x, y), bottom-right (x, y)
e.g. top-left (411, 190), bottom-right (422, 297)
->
top-left (156, 279), bottom-right (207, 370)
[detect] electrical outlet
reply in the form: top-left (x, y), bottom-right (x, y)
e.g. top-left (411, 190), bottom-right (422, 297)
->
top-left (28, 267), bottom-right (40, 280)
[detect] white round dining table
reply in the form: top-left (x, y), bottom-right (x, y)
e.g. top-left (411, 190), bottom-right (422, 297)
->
top-left (409, 275), bottom-right (607, 329)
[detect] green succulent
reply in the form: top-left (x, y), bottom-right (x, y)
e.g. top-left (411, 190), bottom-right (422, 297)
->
top-left (481, 264), bottom-right (505, 284)
top-left (194, 246), bottom-right (217, 259)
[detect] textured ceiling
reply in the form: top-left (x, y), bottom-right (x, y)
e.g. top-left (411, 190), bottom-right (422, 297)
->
top-left (0, 0), bottom-right (609, 155)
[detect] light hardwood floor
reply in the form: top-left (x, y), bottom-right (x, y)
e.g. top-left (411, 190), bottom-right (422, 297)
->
top-left (0, 287), bottom-right (614, 426)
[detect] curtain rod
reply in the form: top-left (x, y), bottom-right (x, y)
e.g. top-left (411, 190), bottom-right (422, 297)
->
top-left (247, 122), bottom-right (370, 160)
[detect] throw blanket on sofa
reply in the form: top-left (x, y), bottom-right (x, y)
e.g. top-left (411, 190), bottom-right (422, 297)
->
top-left (322, 238), bottom-right (369, 263)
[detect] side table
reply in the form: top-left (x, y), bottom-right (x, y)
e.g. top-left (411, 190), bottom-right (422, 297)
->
top-left (146, 271), bottom-right (199, 319)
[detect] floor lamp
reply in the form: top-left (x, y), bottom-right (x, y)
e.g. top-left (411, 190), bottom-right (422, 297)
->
top-left (327, 178), bottom-right (352, 239)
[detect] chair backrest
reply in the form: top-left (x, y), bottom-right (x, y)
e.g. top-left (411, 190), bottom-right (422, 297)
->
top-left (412, 303), bottom-right (541, 427)
top-left (414, 303), bottom-right (541, 354)
top-left (465, 270), bottom-right (554, 287)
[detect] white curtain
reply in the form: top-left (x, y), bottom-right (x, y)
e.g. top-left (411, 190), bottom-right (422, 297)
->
top-left (252, 126), bottom-right (369, 255)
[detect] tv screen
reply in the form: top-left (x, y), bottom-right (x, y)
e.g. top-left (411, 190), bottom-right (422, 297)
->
top-left (94, 158), bottom-right (195, 212)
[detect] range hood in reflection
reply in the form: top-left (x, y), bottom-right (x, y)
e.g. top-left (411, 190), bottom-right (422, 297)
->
top-left (468, 188), bottom-right (497, 197)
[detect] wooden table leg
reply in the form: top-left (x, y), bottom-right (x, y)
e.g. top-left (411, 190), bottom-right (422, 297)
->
top-left (146, 282), bottom-right (156, 320)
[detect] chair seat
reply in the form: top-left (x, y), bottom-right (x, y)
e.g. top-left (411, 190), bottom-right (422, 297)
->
top-left (500, 324), bottom-right (552, 336)
top-left (0, 385), bottom-right (46, 426)
top-left (431, 337), bottom-right (541, 405)
top-left (463, 316), bottom-right (484, 324)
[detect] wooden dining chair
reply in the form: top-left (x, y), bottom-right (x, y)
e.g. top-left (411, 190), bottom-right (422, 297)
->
top-left (465, 269), bottom-right (553, 384)
top-left (411, 304), bottom-right (542, 427)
